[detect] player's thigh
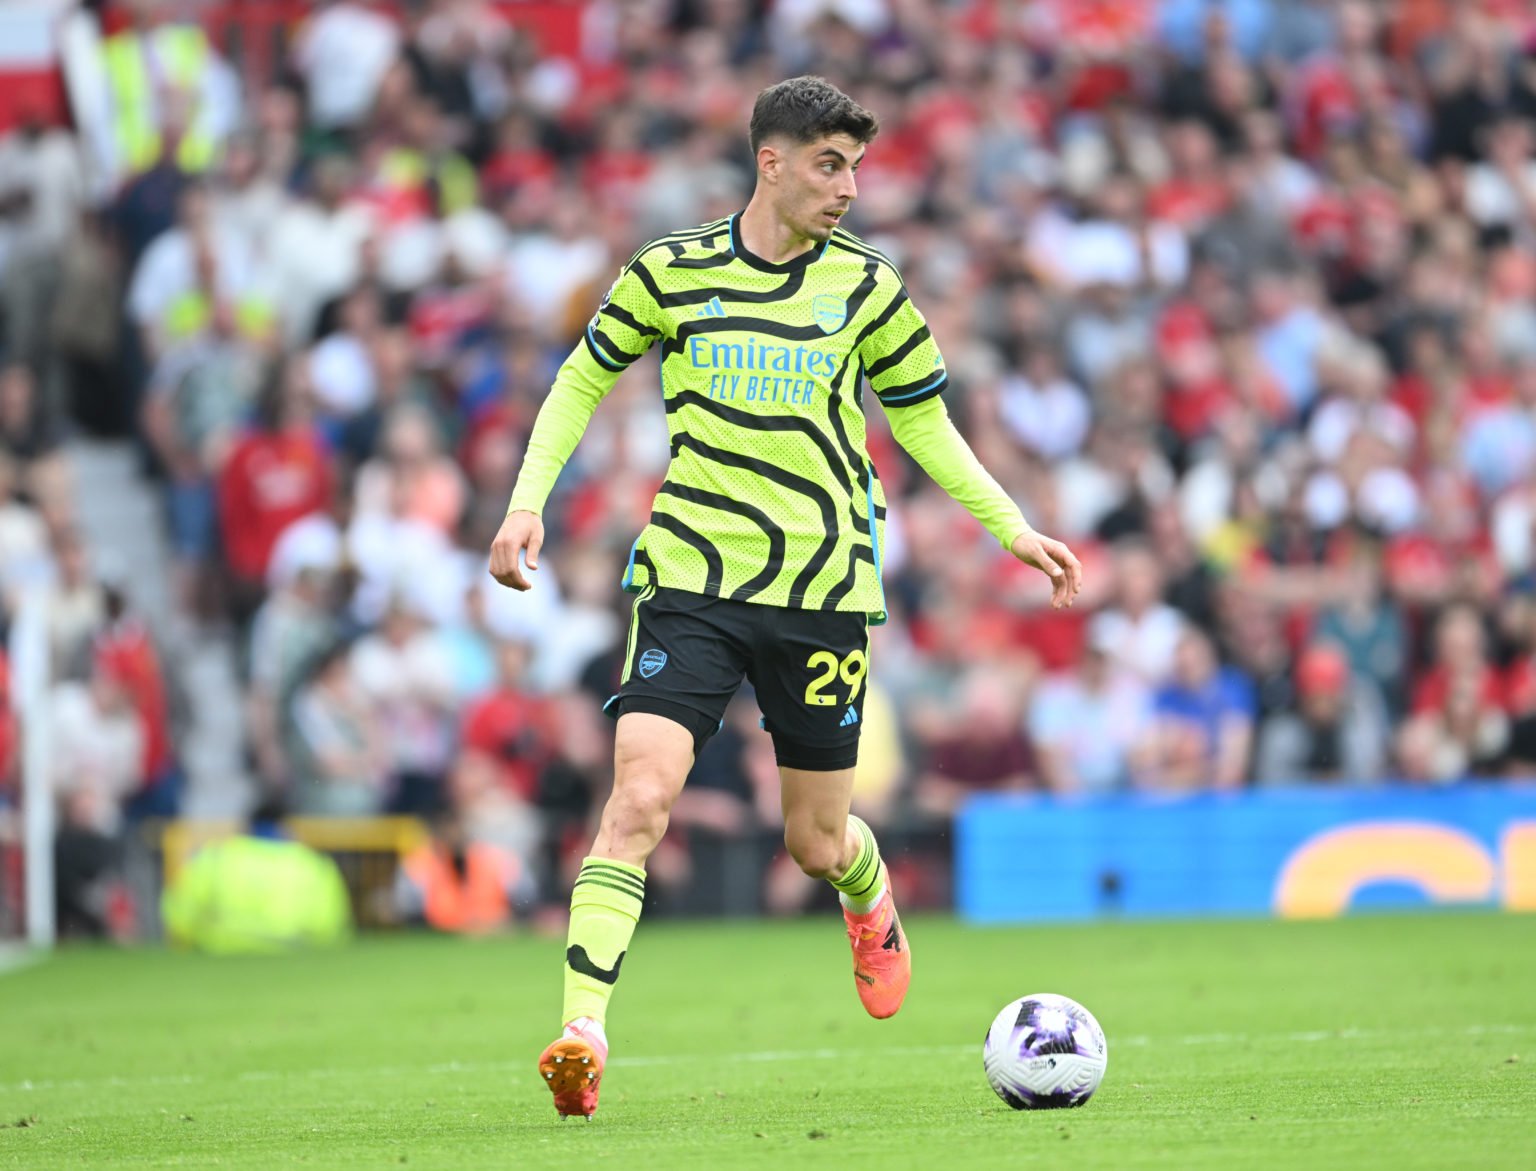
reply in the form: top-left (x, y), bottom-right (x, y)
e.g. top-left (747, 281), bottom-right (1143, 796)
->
top-left (747, 606), bottom-right (870, 773)
top-left (595, 710), bottom-right (697, 862)
top-left (605, 585), bottom-right (753, 760)
top-left (609, 710), bottom-right (696, 810)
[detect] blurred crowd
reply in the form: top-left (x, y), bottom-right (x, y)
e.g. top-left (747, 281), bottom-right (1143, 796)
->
top-left (6, 0), bottom-right (1536, 927)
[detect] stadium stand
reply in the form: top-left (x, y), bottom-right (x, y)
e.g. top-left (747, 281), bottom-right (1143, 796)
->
top-left (4, 0), bottom-right (1536, 934)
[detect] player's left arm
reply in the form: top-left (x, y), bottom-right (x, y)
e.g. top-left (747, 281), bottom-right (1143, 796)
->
top-left (886, 397), bottom-right (1082, 608)
top-left (861, 285), bottom-right (1082, 608)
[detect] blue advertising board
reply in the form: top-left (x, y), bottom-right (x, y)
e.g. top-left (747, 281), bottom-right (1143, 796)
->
top-left (955, 785), bottom-right (1536, 922)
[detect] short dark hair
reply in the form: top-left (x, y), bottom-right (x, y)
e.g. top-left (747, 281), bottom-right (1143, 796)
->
top-left (749, 76), bottom-right (879, 155)
top-left (248, 790), bottom-right (290, 832)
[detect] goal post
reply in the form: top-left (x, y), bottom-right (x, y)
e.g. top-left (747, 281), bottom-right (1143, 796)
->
top-left (8, 587), bottom-right (54, 952)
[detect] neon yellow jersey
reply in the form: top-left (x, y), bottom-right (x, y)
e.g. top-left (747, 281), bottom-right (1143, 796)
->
top-left (520, 215), bottom-right (951, 621)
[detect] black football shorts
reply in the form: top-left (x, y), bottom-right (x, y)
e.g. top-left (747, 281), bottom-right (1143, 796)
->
top-left (603, 586), bottom-right (870, 770)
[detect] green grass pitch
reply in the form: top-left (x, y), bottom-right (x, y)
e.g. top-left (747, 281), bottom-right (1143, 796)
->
top-left (1, 912), bottom-right (1532, 1169)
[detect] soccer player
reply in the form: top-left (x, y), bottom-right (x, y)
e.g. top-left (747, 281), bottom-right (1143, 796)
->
top-left (489, 76), bottom-right (1083, 1119)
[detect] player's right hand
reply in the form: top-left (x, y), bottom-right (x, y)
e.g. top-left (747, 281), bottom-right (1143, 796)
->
top-left (489, 510), bottom-right (544, 591)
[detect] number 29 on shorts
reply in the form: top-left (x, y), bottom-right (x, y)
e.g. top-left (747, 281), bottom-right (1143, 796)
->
top-left (804, 649), bottom-right (867, 706)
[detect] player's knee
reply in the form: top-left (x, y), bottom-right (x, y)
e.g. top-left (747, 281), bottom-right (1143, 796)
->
top-left (599, 776), bottom-right (675, 854)
top-left (784, 826), bottom-right (843, 879)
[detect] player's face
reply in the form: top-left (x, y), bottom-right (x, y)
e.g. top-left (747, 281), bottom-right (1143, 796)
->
top-left (782, 133), bottom-right (865, 243)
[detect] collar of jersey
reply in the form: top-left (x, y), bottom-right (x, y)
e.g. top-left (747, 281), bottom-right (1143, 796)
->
top-left (729, 212), bottom-right (831, 274)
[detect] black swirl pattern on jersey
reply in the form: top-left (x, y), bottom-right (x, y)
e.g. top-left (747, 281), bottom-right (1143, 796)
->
top-left (631, 261), bottom-right (810, 309)
top-left (627, 219), bottom-right (733, 266)
top-left (646, 511), bottom-right (725, 596)
top-left (821, 543), bottom-right (876, 610)
top-left (587, 326), bottom-right (647, 368)
top-left (659, 261), bottom-right (882, 352)
top-left (666, 388), bottom-right (854, 494)
top-left (864, 323), bottom-right (932, 380)
top-left (668, 433), bottom-right (839, 605)
top-left (666, 236), bottom-right (737, 270)
top-left (654, 479), bottom-right (785, 601)
top-left (601, 302), bottom-right (661, 340)
top-left (828, 230), bottom-right (901, 274)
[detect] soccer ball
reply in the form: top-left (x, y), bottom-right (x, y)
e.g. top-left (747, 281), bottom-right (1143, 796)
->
top-left (983, 993), bottom-right (1108, 1110)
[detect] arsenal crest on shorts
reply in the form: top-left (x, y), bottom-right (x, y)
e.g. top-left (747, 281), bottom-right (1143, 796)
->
top-left (638, 648), bottom-right (668, 678)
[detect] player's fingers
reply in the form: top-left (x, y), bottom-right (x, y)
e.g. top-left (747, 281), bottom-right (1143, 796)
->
top-left (1028, 543), bottom-right (1068, 608)
top-left (1050, 558), bottom-right (1072, 609)
top-left (1053, 541), bottom-right (1084, 601)
top-left (491, 565), bottom-right (530, 591)
top-left (489, 536), bottom-right (531, 591)
top-left (508, 539), bottom-right (533, 589)
top-left (488, 539), bottom-right (510, 576)
top-left (526, 529), bottom-right (542, 571)
top-left (1034, 540), bottom-right (1077, 607)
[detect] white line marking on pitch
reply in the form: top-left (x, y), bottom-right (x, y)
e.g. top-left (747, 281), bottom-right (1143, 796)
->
top-left (0, 945), bottom-right (41, 978)
top-left (3, 1025), bottom-right (1530, 1094)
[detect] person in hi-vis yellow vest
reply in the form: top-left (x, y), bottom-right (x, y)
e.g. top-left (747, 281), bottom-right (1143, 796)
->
top-left (100, 1), bottom-right (241, 185)
top-left (162, 795), bottom-right (354, 955)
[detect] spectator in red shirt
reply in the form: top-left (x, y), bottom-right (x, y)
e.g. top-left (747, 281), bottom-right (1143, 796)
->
top-left (1385, 471), bottom-right (1501, 613)
top-left (1286, 1), bottom-right (1398, 161)
top-left (459, 636), bottom-right (550, 804)
top-left (1147, 120), bottom-right (1232, 231)
top-left (1409, 602), bottom-right (1509, 719)
top-left (1399, 674), bottom-right (1511, 785)
top-left (580, 108), bottom-right (654, 219)
top-left (1399, 602), bottom-right (1513, 783)
top-left (482, 108), bottom-right (557, 204)
top-left (217, 357), bottom-right (334, 623)
top-left (95, 587), bottom-right (179, 819)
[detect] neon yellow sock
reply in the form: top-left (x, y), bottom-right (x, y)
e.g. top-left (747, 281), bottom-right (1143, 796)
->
top-left (563, 856), bottom-right (646, 1027)
top-left (830, 816), bottom-right (884, 912)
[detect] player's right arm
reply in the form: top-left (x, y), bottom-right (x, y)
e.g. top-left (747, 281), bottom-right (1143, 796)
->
top-left (490, 254), bottom-right (665, 590)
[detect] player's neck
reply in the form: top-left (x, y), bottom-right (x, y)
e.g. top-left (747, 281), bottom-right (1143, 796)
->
top-left (738, 198), bottom-right (818, 265)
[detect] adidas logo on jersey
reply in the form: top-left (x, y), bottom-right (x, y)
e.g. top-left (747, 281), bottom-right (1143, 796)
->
top-left (840, 707), bottom-right (860, 727)
top-left (695, 296), bottom-right (728, 318)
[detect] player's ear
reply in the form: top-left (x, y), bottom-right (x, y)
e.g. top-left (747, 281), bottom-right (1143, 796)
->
top-left (757, 142), bottom-right (781, 184)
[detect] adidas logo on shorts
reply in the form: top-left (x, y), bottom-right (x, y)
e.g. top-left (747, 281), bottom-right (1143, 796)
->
top-left (840, 707), bottom-right (860, 728)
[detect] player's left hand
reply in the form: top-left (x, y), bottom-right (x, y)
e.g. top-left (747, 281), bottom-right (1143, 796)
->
top-left (1009, 527), bottom-right (1083, 610)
